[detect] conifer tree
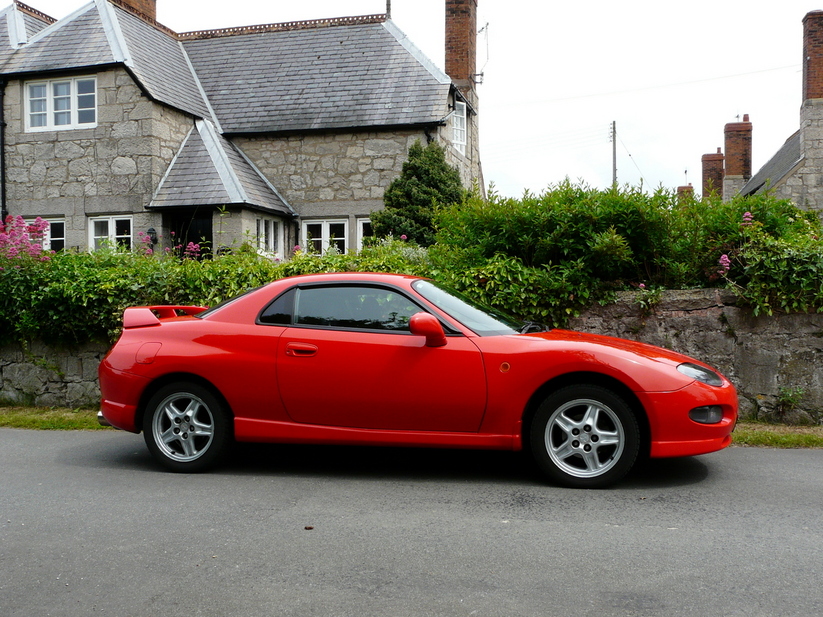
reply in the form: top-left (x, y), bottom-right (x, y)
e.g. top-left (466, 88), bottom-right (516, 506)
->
top-left (371, 140), bottom-right (464, 246)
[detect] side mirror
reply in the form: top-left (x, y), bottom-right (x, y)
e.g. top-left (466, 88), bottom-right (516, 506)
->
top-left (409, 312), bottom-right (447, 347)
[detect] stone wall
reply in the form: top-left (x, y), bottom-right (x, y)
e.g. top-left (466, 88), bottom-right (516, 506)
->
top-left (236, 126), bottom-right (479, 251)
top-left (568, 289), bottom-right (823, 424)
top-left (4, 289), bottom-right (821, 422)
top-left (0, 341), bottom-right (109, 408)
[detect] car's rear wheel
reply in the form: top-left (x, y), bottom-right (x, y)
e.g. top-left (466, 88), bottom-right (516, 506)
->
top-left (143, 382), bottom-right (231, 473)
top-left (530, 385), bottom-right (639, 488)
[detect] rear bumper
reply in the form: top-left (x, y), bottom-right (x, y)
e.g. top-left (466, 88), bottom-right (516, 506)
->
top-left (99, 399), bottom-right (141, 433)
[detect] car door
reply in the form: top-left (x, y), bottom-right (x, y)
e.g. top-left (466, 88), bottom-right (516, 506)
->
top-left (273, 284), bottom-right (487, 432)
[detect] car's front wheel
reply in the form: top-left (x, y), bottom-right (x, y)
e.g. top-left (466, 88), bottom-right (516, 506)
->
top-left (530, 385), bottom-right (639, 488)
top-left (143, 382), bottom-right (231, 472)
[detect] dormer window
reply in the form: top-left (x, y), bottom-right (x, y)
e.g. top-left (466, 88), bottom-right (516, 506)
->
top-left (25, 76), bottom-right (97, 132)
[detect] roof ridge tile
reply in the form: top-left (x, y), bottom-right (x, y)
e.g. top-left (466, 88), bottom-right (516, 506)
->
top-left (178, 14), bottom-right (386, 41)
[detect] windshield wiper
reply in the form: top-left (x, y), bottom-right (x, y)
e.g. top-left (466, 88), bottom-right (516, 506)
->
top-left (519, 320), bottom-right (550, 334)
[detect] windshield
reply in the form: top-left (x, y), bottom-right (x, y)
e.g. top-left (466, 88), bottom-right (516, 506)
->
top-left (412, 280), bottom-right (522, 336)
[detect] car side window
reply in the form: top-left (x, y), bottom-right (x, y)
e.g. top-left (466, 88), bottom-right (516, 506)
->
top-left (259, 288), bottom-right (295, 325)
top-left (293, 286), bottom-right (420, 331)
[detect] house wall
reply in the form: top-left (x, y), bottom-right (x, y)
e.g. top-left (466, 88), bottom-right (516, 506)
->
top-left (785, 99), bottom-right (823, 215)
top-left (236, 126), bottom-right (478, 251)
top-left (443, 103), bottom-right (483, 191)
top-left (3, 67), bottom-right (192, 247)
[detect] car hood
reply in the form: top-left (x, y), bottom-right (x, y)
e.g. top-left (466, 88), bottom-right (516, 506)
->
top-left (528, 329), bottom-right (701, 367)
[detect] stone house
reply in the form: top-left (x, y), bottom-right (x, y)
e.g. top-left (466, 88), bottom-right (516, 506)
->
top-left (700, 10), bottom-right (823, 219)
top-left (0, 0), bottom-right (483, 257)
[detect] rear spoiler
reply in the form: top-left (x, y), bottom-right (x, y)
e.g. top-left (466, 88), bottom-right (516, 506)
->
top-left (123, 305), bottom-right (208, 329)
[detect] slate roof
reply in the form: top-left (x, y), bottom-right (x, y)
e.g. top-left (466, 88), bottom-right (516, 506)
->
top-left (741, 131), bottom-right (803, 196)
top-left (182, 19), bottom-right (452, 134)
top-left (0, 1), bottom-right (211, 120)
top-left (0, 1), bottom-right (456, 213)
top-left (151, 120), bottom-right (295, 216)
top-left (1, 1), bottom-right (451, 133)
top-left (113, 4), bottom-right (211, 119)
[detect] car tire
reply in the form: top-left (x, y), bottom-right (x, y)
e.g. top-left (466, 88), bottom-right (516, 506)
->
top-left (530, 384), bottom-right (640, 488)
top-left (143, 382), bottom-right (231, 473)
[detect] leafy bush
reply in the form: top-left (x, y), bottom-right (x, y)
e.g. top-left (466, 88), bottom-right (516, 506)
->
top-left (0, 238), bottom-right (432, 346)
top-left (432, 182), bottom-right (823, 322)
top-left (721, 218), bottom-right (823, 315)
top-left (2, 182), bottom-right (822, 346)
top-left (370, 140), bottom-right (464, 246)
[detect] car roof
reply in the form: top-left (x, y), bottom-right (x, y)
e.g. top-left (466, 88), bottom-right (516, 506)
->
top-left (265, 272), bottom-right (425, 287)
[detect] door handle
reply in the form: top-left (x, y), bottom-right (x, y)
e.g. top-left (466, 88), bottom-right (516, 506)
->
top-left (285, 342), bottom-right (319, 357)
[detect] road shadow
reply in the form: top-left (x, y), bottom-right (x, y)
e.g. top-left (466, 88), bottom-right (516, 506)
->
top-left (65, 431), bottom-right (715, 489)
top-left (223, 441), bottom-right (713, 489)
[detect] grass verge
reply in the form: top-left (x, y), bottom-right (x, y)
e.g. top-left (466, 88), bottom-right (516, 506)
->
top-left (0, 407), bottom-right (110, 430)
top-left (732, 422), bottom-right (823, 448)
top-left (1, 409), bottom-right (822, 448)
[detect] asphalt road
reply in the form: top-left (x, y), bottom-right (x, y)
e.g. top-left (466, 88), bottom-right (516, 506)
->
top-left (1, 428), bottom-right (821, 617)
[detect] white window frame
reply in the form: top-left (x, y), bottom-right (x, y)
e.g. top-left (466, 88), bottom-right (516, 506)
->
top-left (302, 219), bottom-right (348, 254)
top-left (22, 217), bottom-right (62, 251)
top-left (256, 218), bottom-right (283, 258)
top-left (88, 216), bottom-right (132, 251)
top-left (25, 76), bottom-right (97, 132)
top-left (452, 101), bottom-right (467, 156)
top-left (356, 218), bottom-right (373, 251)
top-left (30, 218), bottom-right (65, 251)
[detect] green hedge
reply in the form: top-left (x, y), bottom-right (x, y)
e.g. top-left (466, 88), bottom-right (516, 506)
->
top-left (0, 239), bottom-right (432, 346)
top-left (2, 183), bottom-right (822, 346)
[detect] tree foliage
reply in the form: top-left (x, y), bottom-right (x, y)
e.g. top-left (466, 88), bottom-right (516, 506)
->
top-left (370, 140), bottom-right (464, 246)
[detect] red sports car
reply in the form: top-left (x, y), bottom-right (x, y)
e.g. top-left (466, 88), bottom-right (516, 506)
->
top-left (98, 272), bottom-right (737, 488)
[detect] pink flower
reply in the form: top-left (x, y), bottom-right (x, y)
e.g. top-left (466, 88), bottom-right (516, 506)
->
top-left (718, 254), bottom-right (731, 275)
top-left (400, 234), bottom-right (408, 241)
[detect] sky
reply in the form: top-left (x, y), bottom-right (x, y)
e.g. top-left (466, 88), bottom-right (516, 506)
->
top-left (18, 0), bottom-right (823, 197)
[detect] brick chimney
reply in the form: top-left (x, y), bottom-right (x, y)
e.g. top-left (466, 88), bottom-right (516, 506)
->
top-left (801, 11), bottom-right (823, 211)
top-left (803, 11), bottom-right (823, 100)
top-left (723, 114), bottom-right (752, 199)
top-left (701, 147), bottom-right (725, 197)
top-left (112, 0), bottom-right (156, 22)
top-left (445, 0), bottom-right (477, 104)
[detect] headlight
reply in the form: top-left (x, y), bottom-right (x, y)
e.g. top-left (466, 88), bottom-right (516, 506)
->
top-left (677, 362), bottom-right (723, 387)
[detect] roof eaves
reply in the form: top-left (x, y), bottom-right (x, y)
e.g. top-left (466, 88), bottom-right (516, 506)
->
top-left (220, 120), bottom-right (448, 139)
top-left (96, 0), bottom-right (131, 65)
top-left (197, 118), bottom-right (247, 203)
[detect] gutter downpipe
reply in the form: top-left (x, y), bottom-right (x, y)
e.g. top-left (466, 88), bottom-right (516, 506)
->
top-left (0, 78), bottom-right (6, 224)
